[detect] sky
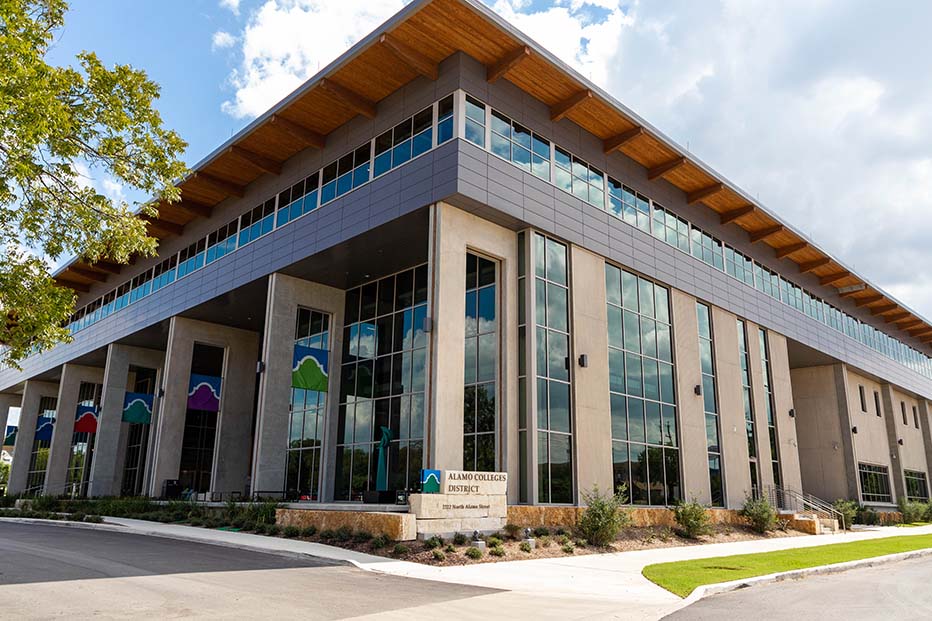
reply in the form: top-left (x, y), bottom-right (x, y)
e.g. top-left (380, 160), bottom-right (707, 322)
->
top-left (38, 1), bottom-right (932, 332)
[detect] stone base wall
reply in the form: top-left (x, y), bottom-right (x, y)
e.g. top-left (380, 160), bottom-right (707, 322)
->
top-left (507, 506), bottom-right (749, 529)
top-left (275, 508), bottom-right (416, 541)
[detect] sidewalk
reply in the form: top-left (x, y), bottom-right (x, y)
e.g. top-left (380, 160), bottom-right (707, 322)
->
top-left (13, 516), bottom-right (932, 620)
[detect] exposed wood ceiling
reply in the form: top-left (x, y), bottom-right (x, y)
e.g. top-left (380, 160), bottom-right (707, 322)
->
top-left (53, 0), bottom-right (932, 353)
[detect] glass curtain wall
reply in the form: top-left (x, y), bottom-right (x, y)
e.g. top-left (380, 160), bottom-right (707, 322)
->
top-left (606, 263), bottom-right (680, 506)
top-left (335, 266), bottom-right (428, 500)
top-left (758, 329), bottom-right (782, 488)
top-left (463, 253), bottom-right (498, 472)
top-left (26, 396), bottom-right (58, 493)
top-left (737, 320), bottom-right (761, 498)
top-left (121, 367), bottom-right (158, 496)
top-left (178, 344), bottom-right (224, 494)
top-left (697, 304), bottom-right (724, 507)
top-left (517, 232), bottom-right (529, 503)
top-left (66, 382), bottom-right (102, 496)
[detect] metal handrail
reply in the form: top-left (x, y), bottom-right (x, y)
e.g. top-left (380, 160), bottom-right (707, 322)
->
top-left (768, 485), bottom-right (846, 531)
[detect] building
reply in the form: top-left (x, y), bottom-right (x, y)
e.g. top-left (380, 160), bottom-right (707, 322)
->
top-left (1, 0), bottom-right (931, 514)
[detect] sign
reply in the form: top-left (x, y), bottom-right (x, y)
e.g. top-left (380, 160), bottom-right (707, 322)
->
top-left (409, 470), bottom-right (509, 536)
top-left (442, 470), bottom-right (508, 495)
top-left (187, 374), bottom-right (221, 412)
top-left (3, 425), bottom-right (16, 446)
top-left (122, 392), bottom-right (154, 424)
top-left (420, 469), bottom-right (441, 493)
top-left (73, 404), bottom-right (99, 433)
top-left (292, 345), bottom-right (329, 392)
top-left (34, 415), bottom-right (54, 442)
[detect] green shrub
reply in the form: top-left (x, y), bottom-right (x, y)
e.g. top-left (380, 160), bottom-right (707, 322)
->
top-left (335, 526), bottom-right (353, 542)
top-left (189, 516), bottom-right (204, 527)
top-left (242, 520), bottom-right (256, 532)
top-left (503, 523), bottom-right (522, 539)
top-left (301, 525), bottom-right (318, 538)
top-left (453, 532), bottom-right (468, 545)
top-left (68, 512), bottom-right (86, 522)
top-left (424, 536), bottom-right (443, 550)
top-left (83, 514), bottom-right (103, 524)
top-left (353, 531), bottom-right (373, 544)
top-left (532, 526), bottom-right (550, 538)
top-left (432, 549), bottom-right (445, 561)
top-left (741, 496), bottom-right (777, 534)
top-left (242, 500), bottom-right (279, 525)
top-left (266, 524), bottom-right (281, 536)
top-left (444, 544), bottom-right (455, 553)
top-left (561, 542), bottom-right (575, 554)
top-left (519, 541), bottom-right (532, 553)
top-left (489, 545), bottom-right (505, 557)
top-left (32, 496), bottom-right (61, 513)
top-left (465, 546), bottom-right (483, 560)
top-left (539, 536), bottom-right (551, 548)
top-left (392, 543), bottom-right (410, 556)
top-left (283, 526), bottom-right (300, 538)
top-left (833, 499), bottom-right (858, 529)
top-left (856, 506), bottom-right (880, 525)
top-left (898, 499), bottom-right (926, 524)
top-left (574, 538), bottom-right (587, 548)
top-left (370, 534), bottom-right (390, 549)
top-left (558, 534), bottom-right (571, 546)
top-left (319, 529), bottom-right (336, 540)
top-left (231, 518), bottom-right (245, 529)
top-left (577, 484), bottom-right (631, 546)
top-left (486, 536), bottom-right (503, 548)
top-left (673, 499), bottom-right (712, 539)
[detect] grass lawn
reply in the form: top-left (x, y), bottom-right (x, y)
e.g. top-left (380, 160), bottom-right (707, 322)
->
top-left (643, 534), bottom-right (932, 598)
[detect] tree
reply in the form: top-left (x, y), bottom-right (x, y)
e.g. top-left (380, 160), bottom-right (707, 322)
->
top-left (0, 0), bottom-right (187, 366)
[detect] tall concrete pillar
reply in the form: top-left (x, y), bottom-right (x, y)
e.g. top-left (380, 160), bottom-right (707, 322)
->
top-left (0, 393), bottom-right (22, 451)
top-left (880, 383), bottom-right (906, 502)
top-left (918, 401), bottom-right (932, 495)
top-left (252, 273), bottom-right (344, 499)
top-left (570, 245), bottom-right (612, 502)
top-left (7, 380), bottom-right (59, 496)
top-left (45, 364), bottom-right (104, 495)
top-left (89, 344), bottom-right (164, 497)
top-left (427, 203), bottom-right (518, 499)
top-left (149, 317), bottom-right (258, 498)
top-left (671, 289), bottom-right (710, 505)
top-left (768, 332), bottom-right (803, 494)
top-left (711, 307), bottom-right (752, 508)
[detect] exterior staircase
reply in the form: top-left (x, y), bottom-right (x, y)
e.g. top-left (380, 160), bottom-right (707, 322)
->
top-left (769, 486), bottom-right (844, 535)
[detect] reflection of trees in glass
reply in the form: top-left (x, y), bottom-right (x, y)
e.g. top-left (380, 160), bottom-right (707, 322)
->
top-left (0, 462), bottom-right (9, 486)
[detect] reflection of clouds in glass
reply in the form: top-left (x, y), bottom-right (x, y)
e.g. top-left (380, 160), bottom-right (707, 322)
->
top-left (357, 323), bottom-right (376, 359)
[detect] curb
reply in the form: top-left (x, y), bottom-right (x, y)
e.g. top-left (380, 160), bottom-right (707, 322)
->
top-left (674, 547), bottom-right (932, 611)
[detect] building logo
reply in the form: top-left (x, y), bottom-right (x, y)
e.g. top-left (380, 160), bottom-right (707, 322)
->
top-left (122, 392), bottom-right (154, 424)
top-left (187, 374), bottom-right (222, 412)
top-left (73, 404), bottom-right (99, 433)
top-left (34, 415), bottom-right (54, 442)
top-left (292, 345), bottom-right (329, 392)
top-left (420, 469), bottom-right (441, 493)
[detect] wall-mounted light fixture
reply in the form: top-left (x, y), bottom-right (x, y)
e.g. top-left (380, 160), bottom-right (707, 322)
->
top-left (578, 354), bottom-right (589, 368)
top-left (256, 360), bottom-right (266, 374)
top-left (852, 426), bottom-right (858, 434)
top-left (788, 408), bottom-right (796, 418)
top-left (898, 438), bottom-right (904, 446)
top-left (694, 384), bottom-right (702, 396)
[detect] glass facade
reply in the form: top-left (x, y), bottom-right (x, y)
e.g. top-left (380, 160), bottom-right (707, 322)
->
top-left (697, 303), bottom-right (724, 507)
top-left (759, 329), bottom-right (782, 488)
top-left (463, 253), bottom-right (498, 472)
top-left (286, 308), bottom-right (330, 501)
top-left (517, 232), bottom-right (529, 503)
top-left (859, 462), bottom-right (892, 503)
top-left (66, 381), bottom-right (102, 497)
top-left (535, 234), bottom-right (573, 504)
top-left (335, 266), bottom-right (428, 500)
top-left (121, 366), bottom-right (158, 496)
top-left (178, 343), bottom-right (224, 494)
top-left (905, 470), bottom-right (929, 502)
top-left (606, 262), bottom-right (680, 506)
top-left (738, 320), bottom-right (761, 498)
top-left (26, 396), bottom-right (58, 493)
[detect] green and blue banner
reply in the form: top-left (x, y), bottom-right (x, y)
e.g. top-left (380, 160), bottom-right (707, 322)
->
top-left (34, 414), bottom-right (55, 442)
top-left (292, 345), bottom-right (329, 392)
top-left (73, 404), bottom-right (99, 433)
top-left (3, 425), bottom-right (16, 446)
top-left (122, 392), bottom-right (154, 424)
top-left (187, 374), bottom-right (222, 412)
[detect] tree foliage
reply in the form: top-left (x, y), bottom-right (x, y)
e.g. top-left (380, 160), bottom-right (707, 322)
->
top-left (0, 0), bottom-right (187, 365)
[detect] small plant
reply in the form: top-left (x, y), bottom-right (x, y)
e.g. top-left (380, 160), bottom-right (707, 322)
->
top-left (519, 541), bottom-right (532, 553)
top-left (740, 496), bottom-right (777, 533)
top-left (242, 520), bottom-right (256, 532)
top-left (673, 499), bottom-right (712, 539)
top-left (444, 544), bottom-right (455, 553)
top-left (453, 532), bottom-right (468, 546)
top-left (777, 518), bottom-right (791, 532)
top-left (540, 536), bottom-right (552, 548)
top-left (577, 484), bottom-right (631, 546)
top-left (558, 534), bottom-right (571, 546)
top-left (489, 545), bottom-right (506, 557)
top-left (283, 526), bottom-right (300, 538)
top-left (574, 538), bottom-right (587, 548)
top-left (856, 506), bottom-right (879, 525)
top-left (319, 529), bottom-right (336, 540)
top-left (370, 534), bottom-right (390, 549)
top-left (561, 542), bottom-right (575, 554)
top-left (465, 546), bottom-right (483, 560)
top-left (432, 549), bottom-right (445, 561)
top-left (392, 543), bottom-right (410, 556)
top-left (487, 536), bottom-right (503, 548)
top-left (554, 527), bottom-right (567, 536)
top-left (83, 514), bottom-right (103, 524)
top-left (898, 499), bottom-right (926, 524)
top-left (503, 523), bottom-right (522, 539)
top-left (353, 531), bottom-right (373, 544)
top-left (266, 524), bottom-right (281, 536)
top-left (335, 526), bottom-right (353, 542)
top-left (424, 536), bottom-right (443, 550)
top-left (68, 512), bottom-right (86, 522)
top-left (301, 525), bottom-right (318, 538)
top-left (532, 526), bottom-right (550, 538)
top-left (833, 499), bottom-right (858, 530)
top-left (189, 516), bottom-right (204, 527)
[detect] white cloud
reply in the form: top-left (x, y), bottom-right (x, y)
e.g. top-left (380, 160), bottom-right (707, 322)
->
top-left (219, 0), bottom-right (241, 16)
top-left (212, 30), bottom-right (236, 50)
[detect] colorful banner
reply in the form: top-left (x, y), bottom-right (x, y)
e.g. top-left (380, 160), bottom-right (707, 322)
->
top-left (3, 425), bottom-right (16, 446)
top-left (187, 374), bottom-right (221, 412)
top-left (34, 415), bottom-right (54, 442)
top-left (122, 392), bottom-right (154, 424)
top-left (420, 469), bottom-right (441, 494)
top-left (73, 404), bottom-right (99, 433)
top-left (292, 345), bottom-right (329, 392)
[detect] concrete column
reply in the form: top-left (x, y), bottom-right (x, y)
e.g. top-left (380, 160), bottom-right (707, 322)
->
top-left (918, 401), bottom-right (932, 494)
top-left (768, 331), bottom-right (803, 494)
top-left (44, 364), bottom-right (104, 495)
top-left (428, 203), bottom-right (518, 495)
top-left (7, 380), bottom-right (59, 496)
top-left (671, 290), bottom-right (710, 504)
top-left (745, 322), bottom-right (775, 491)
top-left (833, 364), bottom-right (861, 500)
top-left (711, 307), bottom-right (752, 508)
top-left (252, 273), bottom-right (344, 499)
top-left (89, 344), bottom-right (164, 497)
top-left (149, 317), bottom-right (258, 498)
top-left (570, 246), bottom-right (612, 502)
top-left (0, 393), bottom-right (21, 451)
top-left (880, 384), bottom-right (906, 502)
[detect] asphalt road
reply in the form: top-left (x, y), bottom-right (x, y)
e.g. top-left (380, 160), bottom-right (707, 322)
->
top-left (0, 521), bottom-right (499, 619)
top-left (666, 555), bottom-right (932, 620)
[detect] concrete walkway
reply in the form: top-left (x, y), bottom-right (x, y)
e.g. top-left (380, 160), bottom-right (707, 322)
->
top-left (7, 516), bottom-right (932, 620)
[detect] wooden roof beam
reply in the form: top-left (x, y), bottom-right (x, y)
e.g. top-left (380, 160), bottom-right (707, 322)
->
top-left (550, 89), bottom-right (592, 122)
top-left (647, 156), bottom-right (687, 181)
top-left (603, 127), bottom-right (643, 154)
top-left (819, 270), bottom-right (850, 286)
top-left (775, 241), bottom-right (808, 259)
top-left (720, 205), bottom-right (755, 225)
top-left (193, 172), bottom-right (245, 198)
top-left (318, 78), bottom-right (376, 119)
top-left (55, 278), bottom-right (89, 293)
top-left (228, 145), bottom-right (282, 176)
top-left (799, 257), bottom-right (831, 274)
top-left (69, 267), bottom-right (108, 283)
top-left (855, 294), bottom-right (884, 307)
top-left (896, 319), bottom-right (923, 329)
top-left (870, 303), bottom-right (897, 316)
top-left (174, 198), bottom-right (213, 219)
top-left (486, 45), bottom-right (530, 83)
top-left (884, 311), bottom-right (910, 323)
top-left (380, 33), bottom-right (438, 81)
top-left (749, 224), bottom-right (784, 244)
top-left (143, 217), bottom-right (184, 237)
top-left (269, 115), bottom-right (326, 149)
top-left (687, 182), bottom-right (725, 205)
top-left (89, 260), bottom-right (121, 275)
top-left (909, 327), bottom-right (932, 337)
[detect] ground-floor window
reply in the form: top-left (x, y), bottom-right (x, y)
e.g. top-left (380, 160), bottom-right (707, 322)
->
top-left (859, 462), bottom-right (892, 503)
top-left (26, 396), bottom-right (58, 493)
top-left (463, 252), bottom-right (498, 472)
top-left (121, 366), bottom-right (158, 496)
top-left (335, 265), bottom-right (428, 500)
top-left (66, 382), bottom-right (102, 497)
top-left (905, 470), bottom-right (929, 502)
top-left (179, 344), bottom-right (224, 494)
